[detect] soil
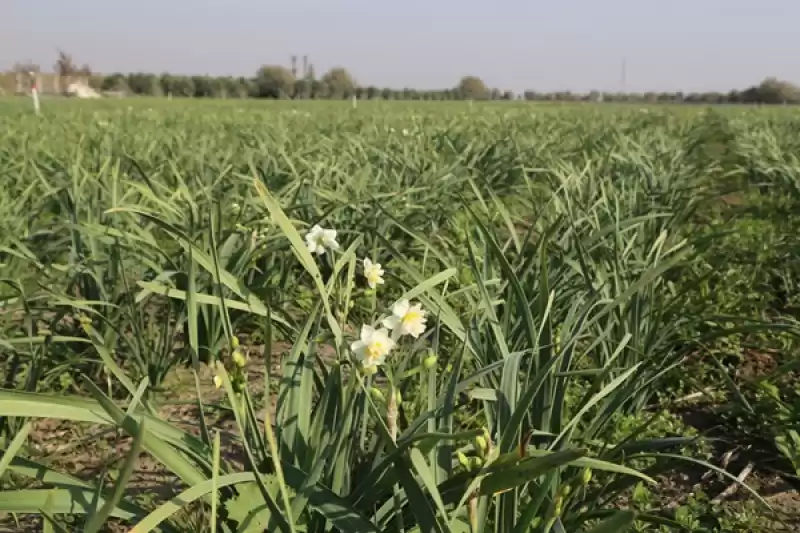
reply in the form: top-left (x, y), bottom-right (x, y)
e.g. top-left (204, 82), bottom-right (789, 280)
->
top-left (0, 341), bottom-right (289, 533)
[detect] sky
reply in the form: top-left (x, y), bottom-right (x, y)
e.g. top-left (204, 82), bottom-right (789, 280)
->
top-left (3, 0), bottom-right (799, 94)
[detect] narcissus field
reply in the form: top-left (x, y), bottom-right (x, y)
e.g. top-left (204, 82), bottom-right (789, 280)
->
top-left (0, 98), bottom-right (798, 532)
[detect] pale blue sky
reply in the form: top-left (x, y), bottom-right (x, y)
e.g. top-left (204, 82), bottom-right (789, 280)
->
top-left (3, 0), bottom-right (798, 93)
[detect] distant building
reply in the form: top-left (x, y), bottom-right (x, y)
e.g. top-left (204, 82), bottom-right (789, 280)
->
top-left (66, 81), bottom-right (101, 99)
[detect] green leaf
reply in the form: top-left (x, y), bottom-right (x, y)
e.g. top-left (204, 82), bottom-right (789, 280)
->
top-left (584, 511), bottom-right (636, 533)
top-left (479, 449), bottom-right (586, 496)
top-left (253, 177), bottom-right (342, 344)
top-left (0, 421), bottom-right (31, 479)
top-left (82, 418), bottom-right (146, 533)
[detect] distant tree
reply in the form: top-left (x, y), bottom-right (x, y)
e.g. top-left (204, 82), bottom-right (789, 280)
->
top-left (192, 75), bottom-right (213, 97)
top-left (457, 76), bottom-right (489, 100)
top-left (502, 90), bottom-right (514, 100)
top-left (311, 80), bottom-right (328, 99)
top-left (102, 73), bottom-right (128, 92)
top-left (238, 77), bottom-right (257, 98)
top-left (165, 75), bottom-right (195, 97)
top-left (321, 67), bottom-right (356, 98)
top-left (127, 73), bottom-right (160, 95)
top-left (381, 87), bottom-right (392, 100)
top-left (88, 75), bottom-right (104, 90)
top-left (221, 77), bottom-right (247, 99)
top-left (727, 90), bottom-right (742, 103)
top-left (365, 86), bottom-right (379, 99)
top-left (293, 79), bottom-right (310, 99)
top-left (159, 74), bottom-right (174, 95)
top-left (254, 65), bottom-right (296, 98)
top-left (54, 49), bottom-right (81, 93)
top-left (746, 77), bottom-right (800, 104)
top-left (54, 50), bottom-right (77, 80)
top-left (305, 63), bottom-right (315, 96)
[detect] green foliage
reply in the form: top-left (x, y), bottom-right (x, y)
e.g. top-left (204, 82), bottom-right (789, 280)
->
top-left (320, 68), bottom-right (356, 98)
top-left (457, 76), bottom-right (489, 100)
top-left (254, 65), bottom-right (296, 99)
top-left (0, 100), bottom-right (797, 532)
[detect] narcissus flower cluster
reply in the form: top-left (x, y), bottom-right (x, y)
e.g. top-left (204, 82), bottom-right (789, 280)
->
top-left (351, 298), bottom-right (429, 373)
top-left (302, 224), bottom-right (429, 374)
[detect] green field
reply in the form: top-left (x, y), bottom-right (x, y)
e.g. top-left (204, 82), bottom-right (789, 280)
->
top-left (0, 98), bottom-right (798, 532)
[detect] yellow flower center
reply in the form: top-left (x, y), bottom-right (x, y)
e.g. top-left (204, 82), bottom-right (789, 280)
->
top-left (403, 310), bottom-right (421, 326)
top-left (367, 341), bottom-right (385, 362)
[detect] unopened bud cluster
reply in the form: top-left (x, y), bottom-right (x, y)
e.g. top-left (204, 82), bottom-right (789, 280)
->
top-left (213, 335), bottom-right (248, 393)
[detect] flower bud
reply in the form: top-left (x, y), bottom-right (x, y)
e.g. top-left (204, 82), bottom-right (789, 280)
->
top-left (395, 390), bottom-right (402, 405)
top-left (362, 365), bottom-right (378, 377)
top-left (213, 375), bottom-right (223, 389)
top-left (369, 387), bottom-right (385, 403)
top-left (457, 452), bottom-right (469, 469)
top-left (474, 435), bottom-right (487, 457)
top-left (423, 354), bottom-right (438, 369)
top-left (231, 336), bottom-right (240, 349)
top-left (232, 350), bottom-right (246, 368)
top-left (582, 467), bottom-right (593, 486)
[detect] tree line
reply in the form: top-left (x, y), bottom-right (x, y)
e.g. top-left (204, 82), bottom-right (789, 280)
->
top-left (9, 51), bottom-right (800, 105)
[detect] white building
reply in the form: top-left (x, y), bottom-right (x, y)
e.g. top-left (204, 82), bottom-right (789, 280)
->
top-left (66, 81), bottom-right (101, 99)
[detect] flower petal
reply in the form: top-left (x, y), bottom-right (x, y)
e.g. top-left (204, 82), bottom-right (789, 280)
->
top-left (392, 299), bottom-right (410, 317)
top-left (382, 315), bottom-right (401, 330)
top-left (360, 324), bottom-right (375, 342)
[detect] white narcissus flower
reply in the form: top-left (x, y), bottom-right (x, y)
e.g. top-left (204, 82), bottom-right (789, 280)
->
top-left (351, 325), bottom-right (395, 371)
top-left (363, 258), bottom-right (385, 289)
top-left (383, 299), bottom-right (428, 339)
top-left (305, 224), bottom-right (340, 255)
